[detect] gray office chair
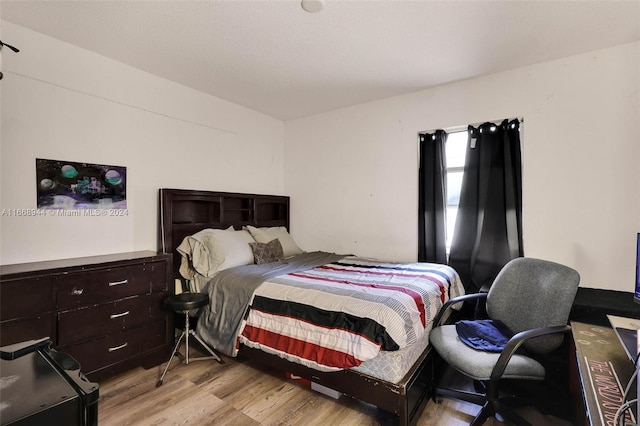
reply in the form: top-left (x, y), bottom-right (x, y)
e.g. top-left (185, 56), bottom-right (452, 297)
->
top-left (429, 257), bottom-right (580, 426)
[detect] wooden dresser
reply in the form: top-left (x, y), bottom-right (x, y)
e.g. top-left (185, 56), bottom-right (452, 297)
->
top-left (0, 251), bottom-right (173, 381)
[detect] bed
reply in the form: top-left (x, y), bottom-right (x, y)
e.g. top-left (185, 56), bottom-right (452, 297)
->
top-left (158, 188), bottom-right (464, 425)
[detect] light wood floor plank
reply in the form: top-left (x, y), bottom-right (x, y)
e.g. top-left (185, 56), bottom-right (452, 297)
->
top-left (97, 346), bottom-right (574, 426)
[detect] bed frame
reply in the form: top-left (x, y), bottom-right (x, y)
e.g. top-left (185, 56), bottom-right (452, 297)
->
top-left (158, 188), bottom-right (442, 425)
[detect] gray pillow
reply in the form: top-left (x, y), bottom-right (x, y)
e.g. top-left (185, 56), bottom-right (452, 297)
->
top-left (249, 238), bottom-right (285, 265)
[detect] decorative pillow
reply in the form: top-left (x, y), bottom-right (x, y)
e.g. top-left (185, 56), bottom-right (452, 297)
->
top-left (245, 225), bottom-right (303, 258)
top-left (177, 227), bottom-right (256, 278)
top-left (249, 239), bottom-right (285, 265)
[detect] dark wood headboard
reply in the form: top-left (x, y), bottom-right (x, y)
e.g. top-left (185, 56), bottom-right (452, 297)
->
top-left (158, 188), bottom-right (290, 279)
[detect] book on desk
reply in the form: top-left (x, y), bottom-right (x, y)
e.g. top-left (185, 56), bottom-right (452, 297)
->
top-left (608, 315), bottom-right (639, 426)
top-left (571, 320), bottom-right (638, 426)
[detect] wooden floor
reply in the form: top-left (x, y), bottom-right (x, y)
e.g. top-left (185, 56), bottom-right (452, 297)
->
top-left (97, 347), bottom-right (574, 426)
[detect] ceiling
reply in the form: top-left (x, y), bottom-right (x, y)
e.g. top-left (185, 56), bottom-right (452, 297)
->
top-left (1, 0), bottom-right (639, 120)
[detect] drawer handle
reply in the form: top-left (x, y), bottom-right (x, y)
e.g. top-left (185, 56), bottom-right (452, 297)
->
top-left (71, 287), bottom-right (84, 296)
top-left (108, 279), bottom-right (128, 287)
top-left (108, 342), bottom-right (128, 352)
top-left (110, 311), bottom-right (130, 319)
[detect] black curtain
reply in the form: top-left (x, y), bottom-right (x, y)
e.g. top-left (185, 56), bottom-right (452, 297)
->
top-left (448, 119), bottom-right (523, 292)
top-left (418, 130), bottom-right (448, 264)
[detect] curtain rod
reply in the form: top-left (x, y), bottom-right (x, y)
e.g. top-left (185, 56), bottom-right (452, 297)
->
top-left (420, 116), bottom-right (524, 135)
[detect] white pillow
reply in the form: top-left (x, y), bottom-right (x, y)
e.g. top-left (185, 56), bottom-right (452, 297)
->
top-left (245, 225), bottom-right (303, 258)
top-left (177, 227), bottom-right (255, 278)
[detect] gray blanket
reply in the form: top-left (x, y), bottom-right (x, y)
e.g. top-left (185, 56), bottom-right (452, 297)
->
top-left (195, 251), bottom-right (345, 356)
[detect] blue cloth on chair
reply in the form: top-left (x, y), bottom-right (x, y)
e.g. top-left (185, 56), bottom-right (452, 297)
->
top-left (455, 319), bottom-right (514, 352)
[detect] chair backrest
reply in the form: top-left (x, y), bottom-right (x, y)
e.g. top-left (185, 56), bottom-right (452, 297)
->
top-left (486, 257), bottom-right (580, 354)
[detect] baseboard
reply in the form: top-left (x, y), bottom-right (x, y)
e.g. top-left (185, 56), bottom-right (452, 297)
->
top-left (570, 288), bottom-right (640, 326)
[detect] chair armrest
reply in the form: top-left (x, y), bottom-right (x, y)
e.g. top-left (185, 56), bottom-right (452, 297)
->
top-left (433, 292), bottom-right (488, 327)
top-left (489, 324), bottom-right (572, 380)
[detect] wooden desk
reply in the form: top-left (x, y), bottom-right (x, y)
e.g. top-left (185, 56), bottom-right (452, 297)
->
top-left (571, 321), bottom-right (637, 425)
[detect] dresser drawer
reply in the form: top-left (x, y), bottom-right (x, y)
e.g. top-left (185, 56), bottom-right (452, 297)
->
top-left (0, 315), bottom-right (55, 346)
top-left (143, 261), bottom-right (169, 292)
top-left (57, 264), bottom-right (151, 309)
top-left (58, 293), bottom-right (165, 346)
top-left (1, 276), bottom-right (54, 321)
top-left (62, 320), bottom-right (167, 375)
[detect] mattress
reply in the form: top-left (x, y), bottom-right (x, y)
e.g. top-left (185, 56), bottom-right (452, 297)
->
top-left (351, 321), bottom-right (433, 383)
top-left (195, 252), bottom-right (464, 375)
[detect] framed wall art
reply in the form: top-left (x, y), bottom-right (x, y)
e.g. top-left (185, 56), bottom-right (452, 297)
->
top-left (36, 158), bottom-right (127, 210)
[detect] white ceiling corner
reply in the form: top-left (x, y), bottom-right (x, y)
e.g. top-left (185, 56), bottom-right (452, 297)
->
top-left (1, 0), bottom-right (639, 120)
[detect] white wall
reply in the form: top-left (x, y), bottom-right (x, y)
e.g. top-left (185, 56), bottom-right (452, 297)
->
top-left (0, 22), bottom-right (285, 264)
top-left (285, 41), bottom-right (640, 292)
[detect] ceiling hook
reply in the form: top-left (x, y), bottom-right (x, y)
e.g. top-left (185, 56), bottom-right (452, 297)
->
top-left (0, 40), bottom-right (20, 53)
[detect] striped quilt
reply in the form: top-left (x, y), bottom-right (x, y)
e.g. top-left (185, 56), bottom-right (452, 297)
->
top-left (239, 256), bottom-right (464, 371)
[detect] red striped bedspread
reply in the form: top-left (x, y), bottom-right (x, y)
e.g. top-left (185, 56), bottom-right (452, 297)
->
top-left (239, 256), bottom-right (464, 371)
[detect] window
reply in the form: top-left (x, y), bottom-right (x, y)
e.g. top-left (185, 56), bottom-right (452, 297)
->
top-left (418, 119), bottom-right (522, 272)
top-left (444, 130), bottom-right (467, 254)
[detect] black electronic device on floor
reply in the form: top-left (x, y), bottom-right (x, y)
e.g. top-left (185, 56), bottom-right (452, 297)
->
top-left (0, 338), bottom-right (99, 426)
